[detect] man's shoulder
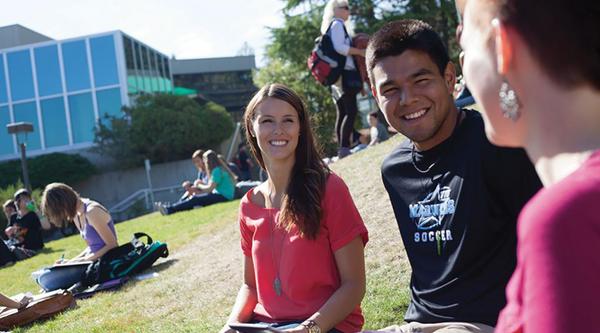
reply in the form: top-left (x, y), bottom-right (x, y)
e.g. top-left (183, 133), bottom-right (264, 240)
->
top-left (382, 139), bottom-right (412, 174)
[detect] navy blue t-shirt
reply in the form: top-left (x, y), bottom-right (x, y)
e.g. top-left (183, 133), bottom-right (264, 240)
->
top-left (381, 109), bottom-right (542, 326)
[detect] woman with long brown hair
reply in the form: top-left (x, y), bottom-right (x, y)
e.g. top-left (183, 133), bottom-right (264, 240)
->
top-left (220, 84), bottom-right (368, 333)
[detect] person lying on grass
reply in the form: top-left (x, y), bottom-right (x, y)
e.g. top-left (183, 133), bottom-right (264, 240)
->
top-left (220, 83), bottom-right (368, 333)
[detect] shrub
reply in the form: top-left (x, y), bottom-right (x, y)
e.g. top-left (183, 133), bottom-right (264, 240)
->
top-left (94, 94), bottom-right (235, 168)
top-left (0, 153), bottom-right (96, 189)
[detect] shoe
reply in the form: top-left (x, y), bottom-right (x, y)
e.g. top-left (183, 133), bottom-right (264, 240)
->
top-left (337, 147), bottom-right (351, 159)
top-left (158, 204), bottom-right (169, 216)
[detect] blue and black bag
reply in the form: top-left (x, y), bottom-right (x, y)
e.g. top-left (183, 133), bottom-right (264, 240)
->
top-left (84, 232), bottom-right (168, 286)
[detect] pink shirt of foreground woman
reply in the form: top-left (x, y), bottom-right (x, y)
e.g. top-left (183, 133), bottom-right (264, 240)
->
top-left (456, 0), bottom-right (600, 332)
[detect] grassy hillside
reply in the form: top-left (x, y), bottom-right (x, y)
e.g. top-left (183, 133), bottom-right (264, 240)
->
top-left (0, 135), bottom-right (411, 332)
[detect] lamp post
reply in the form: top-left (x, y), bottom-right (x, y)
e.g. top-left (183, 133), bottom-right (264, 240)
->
top-left (7, 122), bottom-right (34, 191)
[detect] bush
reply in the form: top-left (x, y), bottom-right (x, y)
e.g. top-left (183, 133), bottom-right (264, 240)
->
top-left (0, 153), bottom-right (96, 189)
top-left (94, 94), bottom-right (235, 168)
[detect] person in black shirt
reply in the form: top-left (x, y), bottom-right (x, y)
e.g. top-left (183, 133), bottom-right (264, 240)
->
top-left (13, 189), bottom-right (44, 251)
top-left (365, 20), bottom-right (542, 332)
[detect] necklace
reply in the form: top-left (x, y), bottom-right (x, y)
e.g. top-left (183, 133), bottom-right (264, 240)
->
top-left (265, 187), bottom-right (285, 296)
top-left (411, 110), bottom-right (464, 174)
top-left (411, 145), bottom-right (440, 173)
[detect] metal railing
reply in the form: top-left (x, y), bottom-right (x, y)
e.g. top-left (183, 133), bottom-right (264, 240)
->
top-left (109, 184), bottom-right (183, 222)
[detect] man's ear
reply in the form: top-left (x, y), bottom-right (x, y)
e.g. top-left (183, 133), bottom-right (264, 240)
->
top-left (492, 18), bottom-right (514, 75)
top-left (444, 61), bottom-right (457, 95)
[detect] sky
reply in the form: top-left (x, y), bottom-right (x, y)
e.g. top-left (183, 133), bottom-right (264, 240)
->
top-left (0, 0), bottom-right (285, 66)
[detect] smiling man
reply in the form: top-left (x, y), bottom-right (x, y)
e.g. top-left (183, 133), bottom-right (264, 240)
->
top-left (366, 20), bottom-right (542, 333)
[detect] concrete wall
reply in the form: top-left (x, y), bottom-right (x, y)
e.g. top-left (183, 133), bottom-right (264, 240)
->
top-left (70, 123), bottom-right (243, 210)
top-left (73, 158), bottom-right (198, 209)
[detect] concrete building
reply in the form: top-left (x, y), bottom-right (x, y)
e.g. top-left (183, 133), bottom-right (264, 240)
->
top-left (0, 25), bottom-right (173, 161)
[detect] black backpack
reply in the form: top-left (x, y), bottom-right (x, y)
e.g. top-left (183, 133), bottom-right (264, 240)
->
top-left (83, 232), bottom-right (168, 286)
top-left (307, 20), bottom-right (348, 86)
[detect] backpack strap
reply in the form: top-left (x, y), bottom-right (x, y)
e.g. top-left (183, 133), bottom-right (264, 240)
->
top-left (132, 232), bottom-right (153, 245)
top-left (326, 18), bottom-right (350, 41)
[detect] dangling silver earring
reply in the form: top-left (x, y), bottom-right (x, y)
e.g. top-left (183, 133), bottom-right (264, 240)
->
top-left (499, 80), bottom-right (520, 121)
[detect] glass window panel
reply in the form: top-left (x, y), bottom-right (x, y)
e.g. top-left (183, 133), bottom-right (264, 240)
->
top-left (123, 36), bottom-right (134, 71)
top-left (141, 46), bottom-right (150, 71)
top-left (62, 40), bottom-right (91, 92)
top-left (34, 45), bottom-right (63, 97)
top-left (7, 50), bottom-right (35, 101)
top-left (163, 57), bottom-right (170, 79)
top-left (0, 106), bottom-right (14, 154)
top-left (96, 88), bottom-right (122, 121)
top-left (134, 43), bottom-right (145, 91)
top-left (68, 93), bottom-right (95, 143)
top-left (90, 35), bottom-right (119, 87)
top-left (127, 75), bottom-right (138, 95)
top-left (0, 56), bottom-right (7, 104)
top-left (40, 98), bottom-right (69, 147)
top-left (13, 102), bottom-right (41, 150)
top-left (150, 52), bottom-right (159, 92)
top-left (143, 76), bottom-right (152, 92)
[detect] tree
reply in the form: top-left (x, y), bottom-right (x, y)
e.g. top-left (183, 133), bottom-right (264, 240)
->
top-left (94, 94), bottom-right (234, 168)
top-left (256, 0), bottom-right (460, 155)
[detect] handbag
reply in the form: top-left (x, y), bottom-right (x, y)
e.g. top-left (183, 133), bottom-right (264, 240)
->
top-left (0, 290), bottom-right (75, 330)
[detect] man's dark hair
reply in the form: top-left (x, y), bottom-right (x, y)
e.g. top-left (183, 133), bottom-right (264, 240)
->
top-left (497, 0), bottom-right (600, 90)
top-left (369, 111), bottom-right (379, 119)
top-left (366, 19), bottom-right (450, 85)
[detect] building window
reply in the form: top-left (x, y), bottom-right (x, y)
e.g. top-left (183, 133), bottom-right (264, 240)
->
top-left (0, 106), bottom-right (12, 155)
top-left (68, 92), bottom-right (95, 143)
top-left (90, 35), bottom-right (119, 87)
top-left (40, 98), bottom-right (69, 147)
top-left (34, 45), bottom-right (63, 97)
top-left (13, 102), bottom-right (41, 150)
top-left (150, 52), bottom-right (159, 92)
top-left (7, 50), bottom-right (35, 101)
top-left (123, 36), bottom-right (135, 71)
top-left (62, 40), bottom-right (91, 92)
top-left (96, 88), bottom-right (122, 121)
top-left (0, 56), bottom-right (8, 104)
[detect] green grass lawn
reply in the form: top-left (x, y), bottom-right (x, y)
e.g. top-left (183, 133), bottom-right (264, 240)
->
top-left (0, 136), bottom-right (411, 332)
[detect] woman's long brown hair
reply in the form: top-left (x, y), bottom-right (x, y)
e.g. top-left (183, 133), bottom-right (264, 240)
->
top-left (244, 83), bottom-right (330, 239)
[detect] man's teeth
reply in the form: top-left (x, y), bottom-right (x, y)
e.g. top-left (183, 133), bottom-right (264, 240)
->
top-left (404, 109), bottom-right (427, 120)
top-left (270, 140), bottom-right (287, 146)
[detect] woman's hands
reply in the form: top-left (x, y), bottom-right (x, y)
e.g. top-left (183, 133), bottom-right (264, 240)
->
top-left (17, 295), bottom-right (32, 309)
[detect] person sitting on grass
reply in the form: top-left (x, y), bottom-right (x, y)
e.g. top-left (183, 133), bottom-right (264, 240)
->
top-left (0, 292), bottom-right (31, 310)
top-left (366, 20), bottom-right (542, 332)
top-left (36, 183), bottom-right (119, 291)
top-left (367, 111), bottom-right (389, 146)
top-left (182, 149), bottom-right (209, 200)
top-left (3, 199), bottom-right (21, 244)
top-left (220, 83), bottom-right (368, 333)
top-left (12, 189), bottom-right (44, 253)
top-left (159, 150), bottom-right (237, 215)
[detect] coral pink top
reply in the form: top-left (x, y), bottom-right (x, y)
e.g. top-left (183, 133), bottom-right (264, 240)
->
top-left (239, 173), bottom-right (368, 333)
